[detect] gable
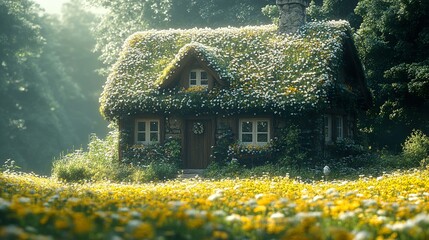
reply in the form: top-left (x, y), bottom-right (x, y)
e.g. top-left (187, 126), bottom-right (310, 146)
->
top-left (157, 43), bottom-right (229, 89)
top-left (100, 21), bottom-right (370, 121)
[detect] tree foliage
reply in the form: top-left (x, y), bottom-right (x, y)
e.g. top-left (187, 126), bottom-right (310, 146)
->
top-left (0, 0), bottom-right (76, 172)
top-left (0, 0), bottom-right (107, 173)
top-left (307, 0), bottom-right (360, 28)
top-left (306, 0), bottom-right (429, 150)
top-left (56, 0), bottom-right (107, 139)
top-left (355, 0), bottom-right (429, 150)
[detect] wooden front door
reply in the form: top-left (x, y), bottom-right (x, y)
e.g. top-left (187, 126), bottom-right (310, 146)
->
top-left (184, 119), bottom-right (213, 169)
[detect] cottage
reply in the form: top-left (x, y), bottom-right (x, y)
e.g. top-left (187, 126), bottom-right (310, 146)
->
top-left (100, 0), bottom-right (371, 169)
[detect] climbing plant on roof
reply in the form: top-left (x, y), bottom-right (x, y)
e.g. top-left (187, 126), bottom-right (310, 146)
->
top-left (100, 21), bottom-right (353, 121)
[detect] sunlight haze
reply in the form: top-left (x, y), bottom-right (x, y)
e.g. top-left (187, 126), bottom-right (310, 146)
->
top-left (34, 0), bottom-right (70, 14)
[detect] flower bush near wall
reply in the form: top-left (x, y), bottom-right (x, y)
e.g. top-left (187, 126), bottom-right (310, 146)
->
top-left (122, 138), bottom-right (181, 167)
top-left (274, 125), bottom-right (312, 168)
top-left (235, 125), bottom-right (312, 167)
top-left (227, 142), bottom-right (276, 167)
top-left (324, 138), bottom-right (373, 169)
top-left (120, 138), bottom-right (181, 181)
top-left (210, 125), bottom-right (311, 169)
top-left (100, 21), bottom-right (354, 121)
top-left (211, 130), bottom-right (235, 164)
top-left (210, 129), bottom-right (277, 168)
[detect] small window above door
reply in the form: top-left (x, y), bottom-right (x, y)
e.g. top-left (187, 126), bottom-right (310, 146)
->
top-left (189, 69), bottom-right (209, 87)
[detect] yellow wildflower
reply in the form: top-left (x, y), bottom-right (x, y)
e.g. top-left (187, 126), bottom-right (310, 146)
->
top-left (212, 230), bottom-right (229, 239)
top-left (73, 213), bottom-right (93, 234)
top-left (54, 218), bottom-right (69, 230)
top-left (254, 205), bottom-right (267, 213)
top-left (329, 227), bottom-right (353, 240)
top-left (186, 218), bottom-right (205, 229)
top-left (132, 222), bottom-right (154, 239)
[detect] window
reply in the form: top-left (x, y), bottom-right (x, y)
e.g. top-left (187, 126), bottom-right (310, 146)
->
top-left (324, 115), bottom-right (332, 142)
top-left (135, 119), bottom-right (160, 144)
top-left (324, 114), bottom-right (345, 143)
top-left (189, 69), bottom-right (209, 87)
top-left (335, 116), bottom-right (343, 140)
top-left (239, 119), bottom-right (270, 146)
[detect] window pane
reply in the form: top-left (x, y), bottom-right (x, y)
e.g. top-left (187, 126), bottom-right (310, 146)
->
top-left (137, 133), bottom-right (145, 142)
top-left (138, 122), bottom-right (146, 131)
top-left (257, 134), bottom-right (268, 143)
top-left (150, 121), bottom-right (158, 131)
top-left (336, 116), bottom-right (343, 139)
top-left (201, 71), bottom-right (208, 79)
top-left (190, 80), bottom-right (197, 86)
top-left (257, 121), bottom-right (268, 132)
top-left (242, 134), bottom-right (253, 143)
top-left (242, 121), bottom-right (252, 132)
top-left (200, 79), bottom-right (208, 86)
top-left (190, 71), bottom-right (196, 79)
top-left (150, 133), bottom-right (158, 142)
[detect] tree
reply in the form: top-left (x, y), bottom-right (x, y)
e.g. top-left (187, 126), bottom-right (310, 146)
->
top-left (0, 0), bottom-right (109, 173)
top-left (0, 0), bottom-right (44, 105)
top-left (56, 0), bottom-right (108, 139)
top-left (355, 0), bottom-right (429, 150)
top-left (307, 0), bottom-right (360, 28)
top-left (0, 0), bottom-right (80, 173)
top-left (168, 0), bottom-right (272, 28)
top-left (85, 0), bottom-right (272, 72)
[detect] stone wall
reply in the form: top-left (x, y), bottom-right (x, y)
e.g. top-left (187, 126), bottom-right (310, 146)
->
top-left (276, 0), bottom-right (308, 34)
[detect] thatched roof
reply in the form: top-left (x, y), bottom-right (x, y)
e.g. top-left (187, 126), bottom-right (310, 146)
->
top-left (100, 21), bottom-right (370, 121)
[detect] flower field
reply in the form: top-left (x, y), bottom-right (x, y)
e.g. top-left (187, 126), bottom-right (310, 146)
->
top-left (1, 171), bottom-right (429, 239)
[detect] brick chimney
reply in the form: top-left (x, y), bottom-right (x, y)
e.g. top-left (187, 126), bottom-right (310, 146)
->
top-left (276, 0), bottom-right (309, 34)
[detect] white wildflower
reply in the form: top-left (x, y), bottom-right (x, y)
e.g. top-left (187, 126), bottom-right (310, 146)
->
top-left (225, 214), bottom-right (241, 222)
top-left (208, 192), bottom-right (222, 201)
top-left (353, 230), bottom-right (371, 240)
top-left (270, 212), bottom-right (285, 219)
top-left (18, 197), bottom-right (30, 204)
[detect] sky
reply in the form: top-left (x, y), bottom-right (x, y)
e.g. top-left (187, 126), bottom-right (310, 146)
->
top-left (34, 0), bottom-right (70, 14)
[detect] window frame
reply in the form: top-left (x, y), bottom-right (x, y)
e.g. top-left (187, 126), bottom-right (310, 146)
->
top-left (324, 114), bottom-right (346, 144)
top-left (189, 69), bottom-right (209, 87)
top-left (335, 116), bottom-right (343, 140)
top-left (135, 119), bottom-right (160, 144)
top-left (324, 115), bottom-right (332, 143)
top-left (239, 119), bottom-right (271, 146)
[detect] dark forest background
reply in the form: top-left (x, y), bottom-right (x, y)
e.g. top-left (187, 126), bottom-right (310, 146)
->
top-left (1, 0), bottom-right (428, 174)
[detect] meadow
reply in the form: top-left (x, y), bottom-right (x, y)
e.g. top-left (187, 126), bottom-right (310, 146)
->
top-left (1, 170), bottom-right (429, 239)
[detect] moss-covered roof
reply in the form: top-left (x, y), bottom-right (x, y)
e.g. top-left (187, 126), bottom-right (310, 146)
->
top-left (100, 20), bottom-right (363, 121)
